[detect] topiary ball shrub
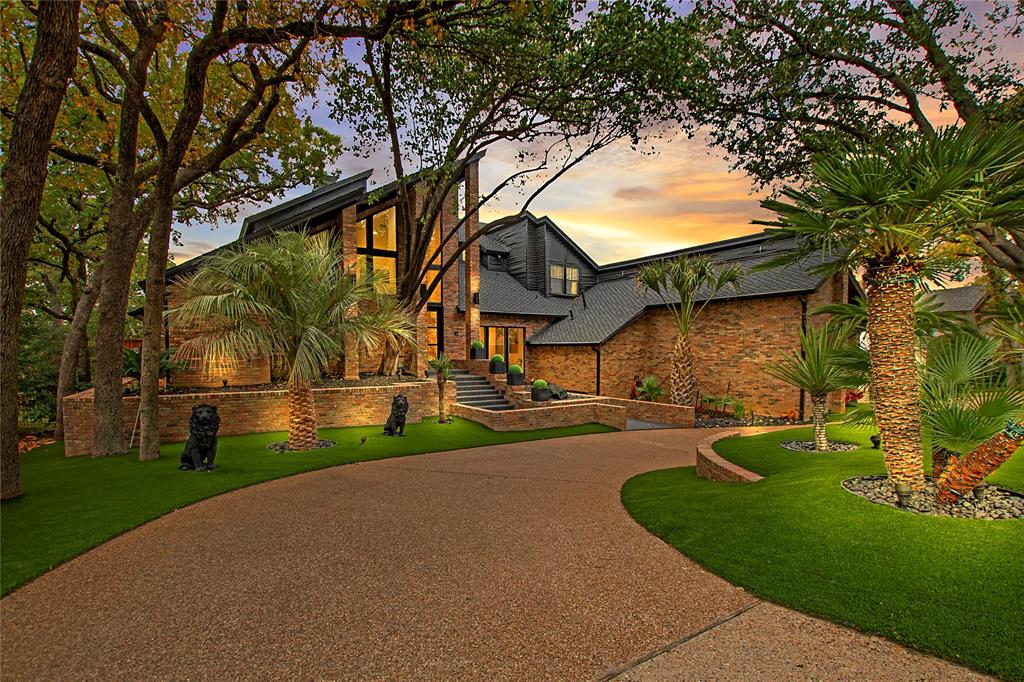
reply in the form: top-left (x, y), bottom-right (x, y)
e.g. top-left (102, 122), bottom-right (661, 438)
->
top-left (531, 379), bottom-right (550, 402)
top-left (489, 354), bottom-right (506, 374)
top-left (509, 364), bottom-right (523, 374)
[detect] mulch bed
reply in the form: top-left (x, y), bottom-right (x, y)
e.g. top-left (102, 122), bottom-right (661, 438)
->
top-left (124, 374), bottom-right (426, 396)
top-left (781, 440), bottom-right (859, 452)
top-left (842, 475), bottom-right (1024, 520)
top-left (696, 415), bottom-right (806, 428)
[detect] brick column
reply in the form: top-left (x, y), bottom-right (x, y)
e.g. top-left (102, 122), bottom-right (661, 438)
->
top-left (340, 204), bottom-right (361, 380)
top-left (463, 161), bottom-right (481, 359)
top-left (441, 184), bottom-right (465, 360)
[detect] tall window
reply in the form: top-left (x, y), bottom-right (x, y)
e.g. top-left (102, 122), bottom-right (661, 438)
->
top-left (357, 206), bottom-right (397, 293)
top-left (479, 326), bottom-right (526, 370)
top-left (549, 264), bottom-right (579, 296)
top-left (421, 218), bottom-right (442, 304)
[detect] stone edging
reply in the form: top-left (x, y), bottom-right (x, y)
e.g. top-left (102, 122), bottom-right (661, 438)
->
top-left (695, 430), bottom-right (764, 483)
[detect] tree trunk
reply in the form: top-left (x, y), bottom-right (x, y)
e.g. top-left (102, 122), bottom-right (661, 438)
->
top-left (936, 422), bottom-right (1023, 503)
top-left (0, 0), bottom-right (81, 499)
top-left (866, 263), bottom-right (926, 490)
top-left (811, 393), bottom-right (829, 451)
top-left (54, 266), bottom-right (102, 441)
top-left (287, 383), bottom-right (319, 450)
top-left (437, 376), bottom-right (447, 423)
top-left (139, 202), bottom-right (173, 461)
top-left (931, 446), bottom-right (954, 479)
top-left (91, 227), bottom-right (141, 457)
top-left (376, 342), bottom-right (401, 376)
top-left (669, 333), bottom-right (696, 406)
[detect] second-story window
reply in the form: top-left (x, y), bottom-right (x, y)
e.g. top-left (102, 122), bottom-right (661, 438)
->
top-left (357, 206), bottom-right (398, 294)
top-left (549, 264), bottom-right (579, 296)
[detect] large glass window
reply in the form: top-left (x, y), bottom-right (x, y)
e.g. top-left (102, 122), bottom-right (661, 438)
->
top-left (425, 308), bottom-right (443, 360)
top-left (357, 206), bottom-right (399, 294)
top-left (480, 326), bottom-right (526, 371)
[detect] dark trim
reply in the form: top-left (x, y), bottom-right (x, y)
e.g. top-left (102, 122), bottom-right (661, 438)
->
top-left (240, 169), bottom-right (372, 238)
top-left (798, 296), bottom-right (807, 422)
top-left (598, 231), bottom-right (773, 272)
top-left (594, 345), bottom-right (601, 395)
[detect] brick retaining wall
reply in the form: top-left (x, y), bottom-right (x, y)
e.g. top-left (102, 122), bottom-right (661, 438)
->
top-left (62, 381), bottom-right (454, 457)
top-left (695, 431), bottom-right (764, 483)
top-left (451, 401), bottom-right (628, 432)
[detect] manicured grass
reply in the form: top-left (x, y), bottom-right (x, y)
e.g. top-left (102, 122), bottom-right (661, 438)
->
top-left (2, 417), bottom-right (613, 596)
top-left (621, 426), bottom-right (1024, 681)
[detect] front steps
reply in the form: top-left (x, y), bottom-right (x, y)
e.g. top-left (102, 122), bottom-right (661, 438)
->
top-left (428, 368), bottom-right (514, 411)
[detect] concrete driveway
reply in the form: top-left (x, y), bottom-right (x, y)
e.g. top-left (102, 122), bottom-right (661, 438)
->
top-left (0, 428), bottom-right (986, 680)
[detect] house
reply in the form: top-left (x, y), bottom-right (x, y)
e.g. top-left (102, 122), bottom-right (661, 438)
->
top-left (926, 284), bottom-right (987, 323)
top-left (164, 158), bottom-right (855, 417)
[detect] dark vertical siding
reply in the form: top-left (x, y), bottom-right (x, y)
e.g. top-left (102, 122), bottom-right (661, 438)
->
top-left (545, 230), bottom-right (598, 291)
top-left (527, 220), bottom-right (547, 292)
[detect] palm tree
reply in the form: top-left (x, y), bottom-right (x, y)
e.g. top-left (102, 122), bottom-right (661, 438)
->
top-left (759, 120), bottom-right (1024, 489)
top-left (636, 255), bottom-right (741, 406)
top-left (427, 353), bottom-right (453, 424)
top-left (765, 322), bottom-right (858, 451)
top-left (813, 292), bottom-right (979, 340)
top-left (167, 232), bottom-right (415, 451)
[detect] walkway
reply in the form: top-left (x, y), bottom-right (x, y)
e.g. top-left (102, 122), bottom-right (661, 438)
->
top-left (1, 429), bottom-right (985, 680)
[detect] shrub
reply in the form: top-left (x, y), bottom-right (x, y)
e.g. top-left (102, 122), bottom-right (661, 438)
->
top-left (637, 375), bottom-right (664, 402)
top-left (532, 379), bottom-right (548, 389)
top-left (508, 364), bottom-right (523, 374)
top-left (470, 340), bottom-right (484, 350)
top-left (731, 401), bottom-right (747, 419)
top-left (491, 354), bottom-right (504, 363)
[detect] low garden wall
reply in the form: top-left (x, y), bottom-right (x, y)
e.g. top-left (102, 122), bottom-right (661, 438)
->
top-left (695, 430), bottom-right (763, 483)
top-left (451, 401), bottom-right (629, 432)
top-left (62, 381), bottom-right (454, 457)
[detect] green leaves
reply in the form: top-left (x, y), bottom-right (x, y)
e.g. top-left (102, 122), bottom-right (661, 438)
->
top-left (167, 232), bottom-right (415, 387)
top-left (764, 321), bottom-right (861, 397)
top-left (635, 254), bottom-right (741, 335)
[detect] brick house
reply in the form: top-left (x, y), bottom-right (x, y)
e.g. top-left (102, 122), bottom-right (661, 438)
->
top-left (164, 159), bottom-right (857, 418)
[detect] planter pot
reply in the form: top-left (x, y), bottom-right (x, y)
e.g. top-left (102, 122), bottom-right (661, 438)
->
top-left (470, 347), bottom-right (487, 360)
top-left (507, 373), bottom-right (524, 386)
top-left (531, 387), bottom-right (550, 402)
top-left (489, 361), bottom-right (506, 374)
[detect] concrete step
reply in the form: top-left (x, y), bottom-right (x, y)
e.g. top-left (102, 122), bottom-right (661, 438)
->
top-left (461, 399), bottom-right (512, 408)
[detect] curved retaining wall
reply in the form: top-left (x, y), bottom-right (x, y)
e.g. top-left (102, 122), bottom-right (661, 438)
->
top-left (695, 430), bottom-right (764, 483)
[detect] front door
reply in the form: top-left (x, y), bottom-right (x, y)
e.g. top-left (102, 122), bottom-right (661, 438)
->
top-left (480, 326), bottom-right (526, 371)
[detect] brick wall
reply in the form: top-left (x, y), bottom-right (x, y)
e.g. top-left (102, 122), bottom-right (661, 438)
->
top-left (451, 401), bottom-right (627, 432)
top-left (527, 344), bottom-right (598, 394)
top-left (582, 292), bottom-right (845, 417)
top-left (62, 381), bottom-right (455, 457)
top-left (165, 283), bottom-right (272, 388)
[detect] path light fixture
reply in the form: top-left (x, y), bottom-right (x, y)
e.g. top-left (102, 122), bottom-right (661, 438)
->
top-left (895, 483), bottom-right (912, 509)
top-left (870, 434), bottom-right (881, 450)
top-left (972, 484), bottom-right (989, 503)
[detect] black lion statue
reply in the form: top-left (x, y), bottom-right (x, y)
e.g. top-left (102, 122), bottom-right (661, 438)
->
top-left (179, 404), bottom-right (220, 471)
top-left (383, 394), bottom-right (409, 436)
top-left (548, 383), bottom-right (570, 400)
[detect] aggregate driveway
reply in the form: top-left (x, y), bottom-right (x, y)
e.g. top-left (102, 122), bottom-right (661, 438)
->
top-left (0, 428), bottom-right (987, 680)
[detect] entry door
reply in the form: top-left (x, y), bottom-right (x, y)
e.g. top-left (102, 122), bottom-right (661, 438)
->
top-left (506, 328), bottom-right (525, 370)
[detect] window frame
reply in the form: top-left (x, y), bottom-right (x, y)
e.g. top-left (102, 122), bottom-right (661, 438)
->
top-left (357, 207), bottom-right (399, 294)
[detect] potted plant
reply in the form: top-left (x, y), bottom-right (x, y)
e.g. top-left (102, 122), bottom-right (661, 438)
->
top-left (489, 353), bottom-right (506, 374)
top-left (470, 340), bottom-right (487, 360)
top-left (507, 364), bottom-right (524, 386)
top-left (531, 379), bottom-right (550, 402)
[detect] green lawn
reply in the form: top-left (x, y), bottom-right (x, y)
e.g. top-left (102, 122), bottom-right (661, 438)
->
top-left (621, 426), bottom-right (1024, 681)
top-left (2, 417), bottom-right (613, 596)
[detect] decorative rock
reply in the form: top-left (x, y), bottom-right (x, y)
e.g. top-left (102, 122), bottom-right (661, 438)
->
top-left (266, 439), bottom-right (336, 453)
top-left (780, 440), bottom-right (859, 453)
top-left (841, 475), bottom-right (1024, 520)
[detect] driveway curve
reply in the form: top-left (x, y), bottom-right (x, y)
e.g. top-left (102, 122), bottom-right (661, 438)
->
top-left (1, 428), bottom-right (985, 680)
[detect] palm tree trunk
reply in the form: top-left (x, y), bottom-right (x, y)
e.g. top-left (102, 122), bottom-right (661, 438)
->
top-left (811, 393), bottom-right (829, 451)
top-left (936, 422), bottom-right (1023, 503)
top-left (437, 377), bottom-right (447, 423)
top-left (866, 263), bottom-right (925, 490)
top-left (670, 333), bottom-right (696, 406)
top-left (931, 446), bottom-right (954, 479)
top-left (287, 383), bottom-right (319, 450)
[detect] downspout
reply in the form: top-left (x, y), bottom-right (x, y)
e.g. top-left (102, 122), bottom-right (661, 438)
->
top-left (798, 296), bottom-right (807, 422)
top-left (594, 345), bottom-right (601, 395)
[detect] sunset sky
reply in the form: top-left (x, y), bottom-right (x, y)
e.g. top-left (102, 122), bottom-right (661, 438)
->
top-left (172, 112), bottom-right (775, 266)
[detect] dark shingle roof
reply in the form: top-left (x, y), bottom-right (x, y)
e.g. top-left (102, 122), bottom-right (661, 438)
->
top-left (926, 285), bottom-right (986, 313)
top-left (479, 233), bottom-right (510, 255)
top-left (528, 238), bottom-right (832, 345)
top-left (462, 266), bottom-right (573, 317)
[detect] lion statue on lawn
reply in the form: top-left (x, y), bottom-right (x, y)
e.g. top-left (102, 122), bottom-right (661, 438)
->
top-left (179, 404), bottom-right (220, 471)
top-left (383, 394), bottom-right (409, 437)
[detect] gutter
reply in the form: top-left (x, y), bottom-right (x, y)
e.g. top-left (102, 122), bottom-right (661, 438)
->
top-left (799, 296), bottom-right (807, 422)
